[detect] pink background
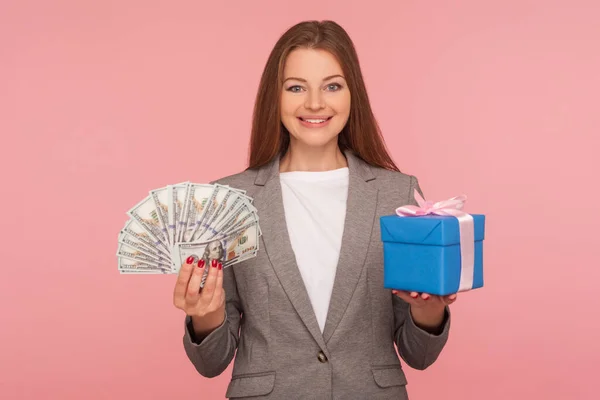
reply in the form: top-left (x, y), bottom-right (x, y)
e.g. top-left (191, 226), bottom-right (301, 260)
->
top-left (1, 1), bottom-right (598, 399)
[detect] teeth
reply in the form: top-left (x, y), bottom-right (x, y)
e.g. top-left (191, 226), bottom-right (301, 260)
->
top-left (304, 119), bottom-right (327, 123)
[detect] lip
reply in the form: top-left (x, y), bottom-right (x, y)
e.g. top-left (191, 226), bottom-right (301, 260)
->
top-left (297, 116), bottom-right (333, 128)
top-left (298, 115), bottom-right (332, 120)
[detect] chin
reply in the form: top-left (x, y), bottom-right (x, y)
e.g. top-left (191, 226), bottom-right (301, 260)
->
top-left (295, 132), bottom-right (340, 149)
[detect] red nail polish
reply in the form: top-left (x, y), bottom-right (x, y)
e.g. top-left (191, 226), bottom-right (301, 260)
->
top-left (198, 259), bottom-right (205, 268)
top-left (211, 259), bottom-right (217, 268)
top-left (218, 262), bottom-right (222, 270)
top-left (186, 256), bottom-right (194, 264)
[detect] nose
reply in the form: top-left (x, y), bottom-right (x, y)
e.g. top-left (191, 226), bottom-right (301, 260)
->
top-left (304, 89), bottom-right (325, 110)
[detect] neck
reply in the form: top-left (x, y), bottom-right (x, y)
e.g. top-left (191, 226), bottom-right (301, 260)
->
top-left (279, 141), bottom-right (347, 173)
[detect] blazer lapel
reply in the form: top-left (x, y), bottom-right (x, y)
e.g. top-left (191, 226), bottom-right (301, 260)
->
top-left (252, 150), bottom-right (378, 349)
top-left (253, 156), bottom-right (328, 352)
top-left (322, 151), bottom-right (378, 343)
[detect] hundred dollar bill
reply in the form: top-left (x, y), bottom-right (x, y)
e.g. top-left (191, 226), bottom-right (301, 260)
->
top-left (221, 185), bottom-right (248, 196)
top-left (181, 184), bottom-right (215, 243)
top-left (118, 258), bottom-right (170, 274)
top-left (222, 220), bottom-right (260, 267)
top-left (186, 184), bottom-right (224, 241)
top-left (118, 231), bottom-right (171, 265)
top-left (127, 195), bottom-right (170, 255)
top-left (172, 220), bottom-right (260, 278)
top-left (225, 211), bottom-right (260, 238)
top-left (150, 186), bottom-right (170, 246)
top-left (168, 182), bottom-right (188, 246)
top-left (192, 186), bottom-right (241, 241)
top-left (227, 196), bottom-right (260, 236)
top-left (176, 182), bottom-right (192, 243)
top-left (120, 219), bottom-right (170, 259)
top-left (206, 201), bottom-right (259, 240)
top-left (194, 194), bottom-right (244, 242)
top-left (198, 185), bottom-right (246, 241)
top-left (117, 242), bottom-right (171, 269)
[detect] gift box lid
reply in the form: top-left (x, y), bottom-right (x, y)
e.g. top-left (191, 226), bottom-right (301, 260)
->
top-left (380, 214), bottom-right (485, 245)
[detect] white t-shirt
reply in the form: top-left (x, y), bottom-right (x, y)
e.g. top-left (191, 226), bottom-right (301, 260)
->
top-left (279, 167), bottom-right (349, 333)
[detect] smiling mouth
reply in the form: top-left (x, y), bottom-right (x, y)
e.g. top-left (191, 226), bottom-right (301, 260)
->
top-left (298, 116), bottom-right (333, 124)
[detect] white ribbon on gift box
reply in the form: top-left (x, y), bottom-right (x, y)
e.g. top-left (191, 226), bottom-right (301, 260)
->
top-left (395, 189), bottom-right (475, 292)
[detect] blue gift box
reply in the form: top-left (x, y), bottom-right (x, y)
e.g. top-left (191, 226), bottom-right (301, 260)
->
top-left (380, 214), bottom-right (485, 296)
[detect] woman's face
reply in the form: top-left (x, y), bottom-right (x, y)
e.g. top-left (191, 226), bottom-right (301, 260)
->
top-left (280, 48), bottom-right (351, 150)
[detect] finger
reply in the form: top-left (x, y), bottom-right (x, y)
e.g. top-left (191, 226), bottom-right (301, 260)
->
top-left (209, 263), bottom-right (225, 309)
top-left (209, 262), bottom-right (224, 307)
top-left (215, 262), bottom-right (224, 288)
top-left (200, 259), bottom-right (220, 303)
top-left (185, 258), bottom-right (206, 305)
top-left (444, 293), bottom-right (458, 305)
top-left (173, 257), bottom-right (197, 305)
top-left (392, 290), bottom-right (416, 304)
top-left (391, 290), bottom-right (418, 297)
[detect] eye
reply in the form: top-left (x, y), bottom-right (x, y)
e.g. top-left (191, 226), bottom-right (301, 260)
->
top-left (286, 85), bottom-right (304, 93)
top-left (326, 83), bottom-right (342, 91)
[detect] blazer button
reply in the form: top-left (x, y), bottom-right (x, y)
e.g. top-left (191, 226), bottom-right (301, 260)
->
top-left (317, 351), bottom-right (328, 363)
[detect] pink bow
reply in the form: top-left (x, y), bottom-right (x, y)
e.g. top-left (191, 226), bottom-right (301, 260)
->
top-left (395, 189), bottom-right (475, 292)
top-left (395, 189), bottom-right (467, 217)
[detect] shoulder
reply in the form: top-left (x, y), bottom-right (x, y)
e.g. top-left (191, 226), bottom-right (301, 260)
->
top-left (369, 165), bottom-right (421, 194)
top-left (365, 164), bottom-right (423, 209)
top-left (210, 167), bottom-right (260, 195)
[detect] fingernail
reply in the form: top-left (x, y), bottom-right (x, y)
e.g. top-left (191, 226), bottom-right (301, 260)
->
top-left (186, 256), bottom-right (195, 264)
top-left (423, 295), bottom-right (430, 300)
top-left (198, 259), bottom-right (205, 268)
top-left (218, 262), bottom-right (223, 270)
top-left (410, 292), bottom-right (418, 298)
top-left (449, 294), bottom-right (457, 300)
top-left (211, 259), bottom-right (218, 268)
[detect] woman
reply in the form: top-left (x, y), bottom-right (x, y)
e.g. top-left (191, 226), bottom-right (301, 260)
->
top-left (172, 20), bottom-right (457, 399)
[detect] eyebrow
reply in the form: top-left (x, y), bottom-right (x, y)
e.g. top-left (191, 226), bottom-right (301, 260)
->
top-left (283, 74), bottom-right (346, 83)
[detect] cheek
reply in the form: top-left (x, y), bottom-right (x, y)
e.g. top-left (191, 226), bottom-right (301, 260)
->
top-left (280, 93), bottom-right (300, 116)
top-left (328, 93), bottom-right (351, 116)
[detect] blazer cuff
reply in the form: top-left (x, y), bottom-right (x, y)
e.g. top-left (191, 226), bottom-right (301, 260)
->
top-left (184, 312), bottom-right (228, 347)
top-left (406, 305), bottom-right (451, 338)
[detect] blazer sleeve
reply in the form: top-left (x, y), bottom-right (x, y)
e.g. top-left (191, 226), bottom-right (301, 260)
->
top-left (182, 263), bottom-right (242, 378)
top-left (393, 175), bottom-right (451, 370)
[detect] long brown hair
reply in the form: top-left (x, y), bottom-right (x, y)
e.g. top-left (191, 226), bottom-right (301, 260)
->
top-left (247, 20), bottom-right (400, 172)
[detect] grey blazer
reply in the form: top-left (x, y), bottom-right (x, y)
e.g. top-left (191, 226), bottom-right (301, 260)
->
top-left (182, 150), bottom-right (451, 399)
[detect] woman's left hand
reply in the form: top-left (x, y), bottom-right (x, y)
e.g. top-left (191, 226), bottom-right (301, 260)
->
top-left (392, 290), bottom-right (457, 332)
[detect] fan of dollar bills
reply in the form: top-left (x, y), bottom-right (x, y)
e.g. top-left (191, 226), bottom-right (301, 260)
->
top-left (117, 182), bottom-right (261, 276)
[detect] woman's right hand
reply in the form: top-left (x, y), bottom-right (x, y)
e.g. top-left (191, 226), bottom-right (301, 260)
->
top-left (173, 257), bottom-right (226, 339)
